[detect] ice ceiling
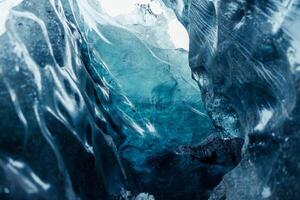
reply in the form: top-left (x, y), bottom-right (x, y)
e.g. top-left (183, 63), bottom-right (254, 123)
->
top-left (0, 0), bottom-right (300, 200)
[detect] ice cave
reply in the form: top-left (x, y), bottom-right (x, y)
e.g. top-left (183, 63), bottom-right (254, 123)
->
top-left (0, 0), bottom-right (299, 199)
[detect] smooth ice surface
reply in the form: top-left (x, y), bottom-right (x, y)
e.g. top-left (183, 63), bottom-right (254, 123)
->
top-left (78, 0), bottom-right (212, 167)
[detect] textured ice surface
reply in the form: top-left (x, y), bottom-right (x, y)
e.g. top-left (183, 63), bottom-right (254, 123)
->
top-left (0, 0), bottom-right (214, 199)
top-left (165, 0), bottom-right (300, 199)
top-left (1, 0), bottom-right (300, 199)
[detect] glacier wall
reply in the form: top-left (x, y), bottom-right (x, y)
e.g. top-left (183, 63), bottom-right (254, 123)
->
top-left (164, 0), bottom-right (300, 199)
top-left (0, 0), bottom-right (215, 199)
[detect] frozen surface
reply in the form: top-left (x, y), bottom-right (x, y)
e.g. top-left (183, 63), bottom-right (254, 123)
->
top-left (165, 0), bottom-right (300, 199)
top-left (77, 0), bottom-right (212, 168)
top-left (0, 0), bottom-right (213, 199)
top-left (0, 0), bottom-right (300, 199)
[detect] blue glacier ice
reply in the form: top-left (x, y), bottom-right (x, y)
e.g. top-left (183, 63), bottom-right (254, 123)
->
top-left (0, 0), bottom-right (300, 199)
top-left (73, 0), bottom-right (213, 167)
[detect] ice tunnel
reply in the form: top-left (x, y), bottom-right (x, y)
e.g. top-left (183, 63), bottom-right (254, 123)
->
top-left (0, 0), bottom-right (299, 199)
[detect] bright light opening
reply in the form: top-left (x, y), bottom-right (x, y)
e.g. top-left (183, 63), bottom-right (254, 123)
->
top-left (100, 0), bottom-right (189, 50)
top-left (168, 18), bottom-right (189, 50)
